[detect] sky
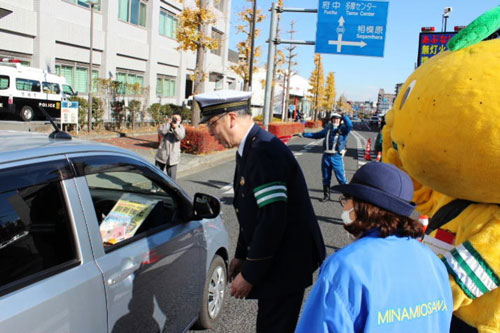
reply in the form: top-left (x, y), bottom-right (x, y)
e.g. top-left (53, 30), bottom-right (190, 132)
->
top-left (228, 0), bottom-right (499, 102)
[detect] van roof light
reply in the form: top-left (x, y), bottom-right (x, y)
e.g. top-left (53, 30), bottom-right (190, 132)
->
top-left (1, 58), bottom-right (21, 63)
top-left (421, 27), bottom-right (436, 32)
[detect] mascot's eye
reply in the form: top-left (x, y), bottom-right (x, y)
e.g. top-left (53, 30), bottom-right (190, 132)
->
top-left (399, 80), bottom-right (416, 110)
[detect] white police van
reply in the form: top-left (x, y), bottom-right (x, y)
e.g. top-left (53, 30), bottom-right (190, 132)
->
top-left (0, 60), bottom-right (76, 121)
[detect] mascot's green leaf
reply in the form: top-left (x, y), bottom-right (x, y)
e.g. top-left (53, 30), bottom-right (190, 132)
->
top-left (448, 5), bottom-right (500, 51)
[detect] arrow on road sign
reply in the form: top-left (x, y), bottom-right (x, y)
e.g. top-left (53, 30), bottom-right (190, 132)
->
top-left (328, 39), bottom-right (367, 50)
top-left (328, 16), bottom-right (367, 52)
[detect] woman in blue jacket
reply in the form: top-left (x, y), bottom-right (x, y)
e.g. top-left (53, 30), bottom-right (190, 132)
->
top-left (303, 113), bottom-right (353, 202)
top-left (296, 162), bottom-right (453, 333)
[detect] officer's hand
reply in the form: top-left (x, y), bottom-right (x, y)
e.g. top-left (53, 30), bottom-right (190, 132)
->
top-left (229, 258), bottom-right (243, 282)
top-left (230, 273), bottom-right (253, 299)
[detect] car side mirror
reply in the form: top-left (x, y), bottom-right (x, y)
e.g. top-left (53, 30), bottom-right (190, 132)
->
top-left (192, 193), bottom-right (220, 220)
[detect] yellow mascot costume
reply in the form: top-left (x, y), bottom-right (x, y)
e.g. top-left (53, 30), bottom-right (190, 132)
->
top-left (382, 6), bottom-right (500, 333)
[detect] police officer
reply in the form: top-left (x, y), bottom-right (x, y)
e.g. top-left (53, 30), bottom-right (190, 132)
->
top-left (195, 90), bottom-right (325, 333)
top-left (303, 112), bottom-right (353, 202)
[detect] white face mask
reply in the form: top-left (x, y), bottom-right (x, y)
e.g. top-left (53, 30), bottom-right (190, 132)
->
top-left (341, 208), bottom-right (355, 224)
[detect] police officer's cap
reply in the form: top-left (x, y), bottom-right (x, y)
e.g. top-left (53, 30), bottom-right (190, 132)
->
top-left (194, 90), bottom-right (253, 124)
top-left (330, 112), bottom-right (342, 119)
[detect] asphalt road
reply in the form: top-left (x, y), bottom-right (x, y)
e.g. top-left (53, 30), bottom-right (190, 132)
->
top-left (180, 123), bottom-right (379, 332)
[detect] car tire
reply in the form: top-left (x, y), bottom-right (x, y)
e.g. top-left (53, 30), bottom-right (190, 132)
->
top-left (19, 105), bottom-right (35, 122)
top-left (195, 255), bottom-right (226, 329)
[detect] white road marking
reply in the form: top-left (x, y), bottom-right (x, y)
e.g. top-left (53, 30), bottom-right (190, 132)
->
top-left (220, 184), bottom-right (234, 195)
top-left (220, 184), bottom-right (233, 192)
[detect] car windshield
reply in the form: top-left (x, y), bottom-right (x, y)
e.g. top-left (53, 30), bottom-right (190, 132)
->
top-left (62, 84), bottom-right (76, 96)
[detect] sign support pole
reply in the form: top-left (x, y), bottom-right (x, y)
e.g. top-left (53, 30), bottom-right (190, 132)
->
top-left (263, 5), bottom-right (317, 130)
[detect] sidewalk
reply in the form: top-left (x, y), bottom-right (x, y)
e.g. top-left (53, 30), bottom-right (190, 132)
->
top-left (83, 132), bottom-right (237, 179)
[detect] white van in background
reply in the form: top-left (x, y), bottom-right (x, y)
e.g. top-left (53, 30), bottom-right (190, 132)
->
top-left (0, 61), bottom-right (76, 121)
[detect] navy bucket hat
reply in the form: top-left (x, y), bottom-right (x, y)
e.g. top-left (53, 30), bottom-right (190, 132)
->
top-left (332, 162), bottom-right (416, 217)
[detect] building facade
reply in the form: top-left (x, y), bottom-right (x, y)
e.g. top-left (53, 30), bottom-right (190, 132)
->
top-left (250, 67), bottom-right (313, 120)
top-left (376, 88), bottom-right (395, 115)
top-left (0, 0), bottom-right (240, 120)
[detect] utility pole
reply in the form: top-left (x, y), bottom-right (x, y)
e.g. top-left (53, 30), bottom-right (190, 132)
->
top-left (246, 0), bottom-right (257, 91)
top-left (284, 20), bottom-right (297, 121)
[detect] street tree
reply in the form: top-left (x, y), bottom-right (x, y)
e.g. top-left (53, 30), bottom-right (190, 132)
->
top-left (231, 0), bottom-right (265, 90)
top-left (323, 71), bottom-right (336, 111)
top-left (308, 54), bottom-right (325, 121)
top-left (177, 0), bottom-right (218, 126)
top-left (337, 93), bottom-right (353, 114)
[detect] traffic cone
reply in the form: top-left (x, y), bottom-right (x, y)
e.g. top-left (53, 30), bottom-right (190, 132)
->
top-left (364, 138), bottom-right (372, 161)
top-left (418, 215), bottom-right (429, 232)
top-left (376, 151), bottom-right (382, 162)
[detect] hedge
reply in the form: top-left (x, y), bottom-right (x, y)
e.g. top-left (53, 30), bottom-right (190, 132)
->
top-left (305, 120), bottom-right (322, 129)
top-left (268, 122), bottom-right (305, 138)
top-left (180, 125), bottom-right (226, 154)
top-left (180, 122), bottom-right (304, 154)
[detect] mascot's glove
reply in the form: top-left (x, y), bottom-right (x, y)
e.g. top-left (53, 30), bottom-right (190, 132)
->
top-left (340, 149), bottom-right (347, 157)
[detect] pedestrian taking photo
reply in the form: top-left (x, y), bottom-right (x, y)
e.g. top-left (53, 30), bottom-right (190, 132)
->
top-left (155, 113), bottom-right (185, 180)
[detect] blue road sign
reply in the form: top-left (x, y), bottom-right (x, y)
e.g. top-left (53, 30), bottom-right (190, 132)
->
top-left (315, 0), bottom-right (389, 57)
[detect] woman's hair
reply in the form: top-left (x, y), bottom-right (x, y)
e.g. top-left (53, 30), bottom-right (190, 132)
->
top-left (344, 198), bottom-right (424, 239)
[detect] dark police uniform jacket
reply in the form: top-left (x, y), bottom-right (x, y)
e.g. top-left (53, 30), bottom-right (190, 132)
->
top-left (233, 124), bottom-right (326, 299)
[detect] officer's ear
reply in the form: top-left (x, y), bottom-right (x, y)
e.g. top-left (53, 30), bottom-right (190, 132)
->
top-left (227, 112), bottom-right (238, 128)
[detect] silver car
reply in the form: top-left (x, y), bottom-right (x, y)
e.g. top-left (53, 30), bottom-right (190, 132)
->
top-left (0, 130), bottom-right (229, 332)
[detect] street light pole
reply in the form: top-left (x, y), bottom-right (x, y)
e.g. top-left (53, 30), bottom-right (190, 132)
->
top-left (442, 7), bottom-right (452, 32)
top-left (88, 1), bottom-right (97, 132)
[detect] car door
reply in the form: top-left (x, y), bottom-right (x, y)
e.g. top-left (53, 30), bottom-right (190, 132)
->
top-left (70, 153), bottom-right (205, 332)
top-left (0, 157), bottom-right (107, 332)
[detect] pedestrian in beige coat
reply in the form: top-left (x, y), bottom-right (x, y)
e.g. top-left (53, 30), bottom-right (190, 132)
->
top-left (155, 113), bottom-right (185, 180)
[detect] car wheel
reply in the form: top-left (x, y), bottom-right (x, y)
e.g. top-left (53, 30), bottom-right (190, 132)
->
top-left (19, 106), bottom-right (34, 122)
top-left (195, 255), bottom-right (226, 329)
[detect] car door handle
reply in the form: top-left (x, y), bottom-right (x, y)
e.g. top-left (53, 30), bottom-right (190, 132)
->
top-left (107, 264), bottom-right (141, 286)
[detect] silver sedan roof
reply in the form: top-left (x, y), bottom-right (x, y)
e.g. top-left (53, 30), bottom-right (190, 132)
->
top-left (0, 130), bottom-right (143, 165)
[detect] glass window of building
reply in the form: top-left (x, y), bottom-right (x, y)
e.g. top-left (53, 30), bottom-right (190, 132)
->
top-left (118, 0), bottom-right (147, 27)
top-left (215, 0), bottom-right (225, 12)
top-left (66, 0), bottom-right (101, 10)
top-left (159, 10), bottom-right (178, 39)
top-left (156, 76), bottom-right (176, 97)
top-left (209, 72), bottom-right (224, 90)
top-left (211, 29), bottom-right (223, 56)
top-left (55, 64), bottom-right (98, 94)
top-left (116, 71), bottom-right (144, 96)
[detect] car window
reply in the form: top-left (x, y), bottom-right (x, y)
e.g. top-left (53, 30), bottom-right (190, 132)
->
top-left (42, 82), bottom-right (61, 94)
top-left (0, 160), bottom-right (78, 295)
top-left (16, 78), bottom-right (41, 92)
top-left (0, 75), bottom-right (9, 90)
top-left (71, 155), bottom-right (180, 251)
